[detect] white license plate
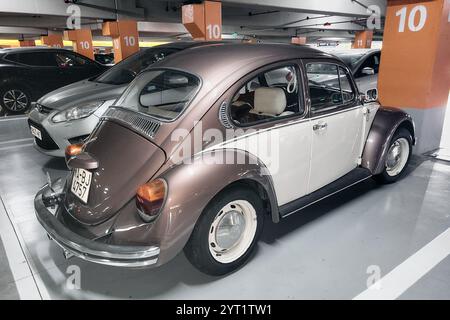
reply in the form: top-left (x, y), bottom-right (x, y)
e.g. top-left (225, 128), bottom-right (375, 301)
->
top-left (30, 125), bottom-right (42, 140)
top-left (71, 168), bottom-right (92, 204)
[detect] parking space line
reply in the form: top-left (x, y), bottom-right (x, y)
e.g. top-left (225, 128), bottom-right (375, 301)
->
top-left (0, 194), bottom-right (43, 300)
top-left (354, 228), bottom-right (450, 300)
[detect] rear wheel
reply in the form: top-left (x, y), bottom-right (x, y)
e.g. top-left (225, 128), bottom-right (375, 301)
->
top-left (184, 186), bottom-right (264, 276)
top-left (374, 128), bottom-right (412, 184)
top-left (0, 85), bottom-right (32, 115)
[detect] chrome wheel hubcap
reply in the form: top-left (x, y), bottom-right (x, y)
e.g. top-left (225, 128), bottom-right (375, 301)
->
top-left (208, 200), bottom-right (257, 264)
top-left (386, 138), bottom-right (409, 177)
top-left (3, 89), bottom-right (28, 112)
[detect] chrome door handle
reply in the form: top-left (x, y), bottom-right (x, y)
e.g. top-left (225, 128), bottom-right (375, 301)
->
top-left (313, 123), bottom-right (328, 131)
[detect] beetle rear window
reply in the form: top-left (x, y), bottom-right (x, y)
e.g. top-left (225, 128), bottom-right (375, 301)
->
top-left (115, 69), bottom-right (200, 121)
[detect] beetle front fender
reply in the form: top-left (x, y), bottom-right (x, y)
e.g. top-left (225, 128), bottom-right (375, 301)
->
top-left (154, 148), bottom-right (279, 265)
top-left (361, 107), bottom-right (415, 175)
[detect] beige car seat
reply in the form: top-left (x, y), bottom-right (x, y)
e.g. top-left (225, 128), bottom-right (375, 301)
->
top-left (249, 87), bottom-right (294, 117)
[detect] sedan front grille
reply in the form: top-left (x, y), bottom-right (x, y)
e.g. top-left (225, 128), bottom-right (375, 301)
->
top-left (102, 107), bottom-right (161, 139)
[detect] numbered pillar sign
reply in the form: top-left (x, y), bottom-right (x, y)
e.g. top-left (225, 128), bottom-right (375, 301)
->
top-left (63, 29), bottom-right (94, 60)
top-left (182, 1), bottom-right (222, 41)
top-left (378, 0), bottom-right (449, 154)
top-left (352, 30), bottom-right (373, 49)
top-left (19, 40), bottom-right (35, 47)
top-left (378, 0), bottom-right (449, 109)
top-left (291, 37), bottom-right (307, 45)
top-left (102, 20), bottom-right (139, 63)
top-left (41, 35), bottom-right (64, 48)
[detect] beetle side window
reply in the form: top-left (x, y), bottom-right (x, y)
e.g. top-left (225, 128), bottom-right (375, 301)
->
top-left (306, 63), bottom-right (343, 113)
top-left (230, 65), bottom-right (304, 125)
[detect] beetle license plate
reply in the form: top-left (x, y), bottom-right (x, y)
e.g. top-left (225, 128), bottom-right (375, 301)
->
top-left (30, 126), bottom-right (42, 140)
top-left (71, 168), bottom-right (92, 203)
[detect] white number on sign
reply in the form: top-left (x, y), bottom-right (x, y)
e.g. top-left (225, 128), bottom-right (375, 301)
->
top-left (79, 41), bottom-right (90, 49)
top-left (124, 36), bottom-right (136, 47)
top-left (396, 5), bottom-right (427, 33)
top-left (206, 24), bottom-right (221, 39)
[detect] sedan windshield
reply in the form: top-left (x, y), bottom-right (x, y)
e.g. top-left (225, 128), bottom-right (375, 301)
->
top-left (115, 69), bottom-right (200, 121)
top-left (333, 52), bottom-right (365, 71)
top-left (94, 47), bottom-right (179, 85)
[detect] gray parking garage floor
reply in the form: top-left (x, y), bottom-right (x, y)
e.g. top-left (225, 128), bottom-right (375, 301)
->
top-left (0, 116), bottom-right (449, 300)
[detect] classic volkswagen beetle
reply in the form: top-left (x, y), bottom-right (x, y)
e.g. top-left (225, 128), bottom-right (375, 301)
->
top-left (35, 43), bottom-right (415, 276)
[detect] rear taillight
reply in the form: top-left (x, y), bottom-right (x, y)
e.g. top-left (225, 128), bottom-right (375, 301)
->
top-left (136, 178), bottom-right (167, 222)
top-left (65, 143), bottom-right (84, 157)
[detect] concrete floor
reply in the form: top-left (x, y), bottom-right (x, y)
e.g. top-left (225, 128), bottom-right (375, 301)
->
top-left (0, 117), bottom-right (450, 300)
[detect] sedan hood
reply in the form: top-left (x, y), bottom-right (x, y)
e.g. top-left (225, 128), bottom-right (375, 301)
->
top-left (38, 80), bottom-right (126, 111)
top-left (64, 120), bottom-right (166, 225)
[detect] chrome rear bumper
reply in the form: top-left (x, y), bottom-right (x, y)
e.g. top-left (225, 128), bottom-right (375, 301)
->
top-left (34, 185), bottom-right (160, 267)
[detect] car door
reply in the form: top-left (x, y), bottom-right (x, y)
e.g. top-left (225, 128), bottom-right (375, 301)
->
top-left (304, 60), bottom-right (364, 193)
top-left (15, 51), bottom-right (61, 98)
top-left (354, 52), bottom-right (380, 95)
top-left (215, 62), bottom-right (312, 206)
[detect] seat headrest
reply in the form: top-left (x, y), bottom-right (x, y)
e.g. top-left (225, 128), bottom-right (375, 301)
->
top-left (253, 87), bottom-right (287, 116)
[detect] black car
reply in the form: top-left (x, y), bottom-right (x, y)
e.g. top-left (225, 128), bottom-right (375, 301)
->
top-left (0, 47), bottom-right (107, 115)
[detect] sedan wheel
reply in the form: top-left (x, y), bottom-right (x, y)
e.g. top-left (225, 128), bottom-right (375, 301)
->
top-left (1, 88), bottom-right (30, 113)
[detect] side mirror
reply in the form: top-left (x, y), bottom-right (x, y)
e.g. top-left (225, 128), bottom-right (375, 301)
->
top-left (359, 89), bottom-right (378, 103)
top-left (361, 67), bottom-right (375, 76)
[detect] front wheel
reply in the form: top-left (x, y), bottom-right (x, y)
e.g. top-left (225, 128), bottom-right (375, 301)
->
top-left (184, 186), bottom-right (264, 276)
top-left (374, 128), bottom-right (412, 184)
top-left (0, 85), bottom-right (32, 114)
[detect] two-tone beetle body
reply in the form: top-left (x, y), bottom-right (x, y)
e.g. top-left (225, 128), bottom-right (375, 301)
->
top-left (35, 44), bottom-right (415, 275)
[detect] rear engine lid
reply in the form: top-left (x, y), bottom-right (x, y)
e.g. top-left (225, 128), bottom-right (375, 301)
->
top-left (64, 120), bottom-right (166, 225)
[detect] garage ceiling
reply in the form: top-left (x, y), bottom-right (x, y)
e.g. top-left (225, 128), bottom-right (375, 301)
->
top-left (0, 0), bottom-right (386, 41)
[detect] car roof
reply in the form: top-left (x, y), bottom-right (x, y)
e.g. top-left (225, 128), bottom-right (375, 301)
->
top-left (148, 43), bottom-right (333, 85)
top-left (0, 46), bottom-right (73, 54)
top-left (153, 41), bottom-right (227, 50)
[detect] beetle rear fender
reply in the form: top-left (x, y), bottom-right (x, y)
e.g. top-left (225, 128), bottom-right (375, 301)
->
top-left (154, 148), bottom-right (279, 265)
top-left (361, 107), bottom-right (415, 175)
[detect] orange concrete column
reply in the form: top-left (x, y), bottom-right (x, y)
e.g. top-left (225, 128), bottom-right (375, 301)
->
top-left (291, 37), bottom-right (307, 45)
top-left (18, 40), bottom-right (35, 47)
top-left (352, 30), bottom-right (373, 48)
top-left (378, 0), bottom-right (450, 153)
top-left (41, 35), bottom-right (64, 48)
top-left (63, 29), bottom-right (94, 60)
top-left (102, 20), bottom-right (139, 62)
top-left (182, 1), bottom-right (222, 41)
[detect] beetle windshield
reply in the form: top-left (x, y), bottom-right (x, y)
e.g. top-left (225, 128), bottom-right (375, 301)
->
top-left (115, 69), bottom-right (200, 121)
top-left (94, 48), bottom-right (179, 85)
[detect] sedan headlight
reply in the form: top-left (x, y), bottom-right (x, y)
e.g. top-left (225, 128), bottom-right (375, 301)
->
top-left (52, 101), bottom-right (104, 123)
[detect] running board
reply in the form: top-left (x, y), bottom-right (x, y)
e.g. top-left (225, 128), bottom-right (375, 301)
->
top-left (279, 168), bottom-right (372, 218)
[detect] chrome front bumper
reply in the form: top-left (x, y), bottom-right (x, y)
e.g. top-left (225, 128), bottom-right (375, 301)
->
top-left (34, 185), bottom-right (160, 267)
